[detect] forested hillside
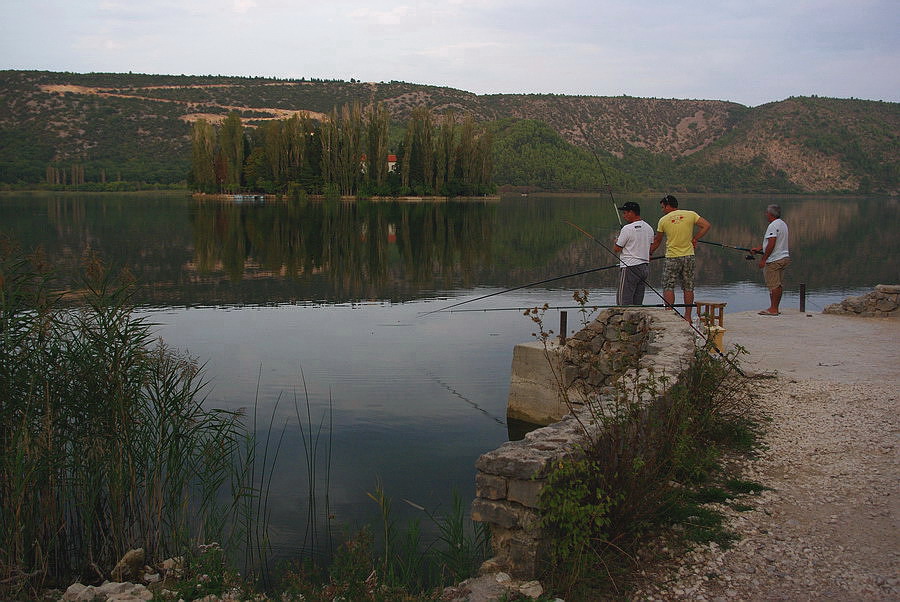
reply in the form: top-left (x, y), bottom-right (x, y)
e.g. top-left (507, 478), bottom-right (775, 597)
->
top-left (0, 70), bottom-right (896, 194)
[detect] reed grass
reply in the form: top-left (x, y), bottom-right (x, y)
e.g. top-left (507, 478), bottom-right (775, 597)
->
top-left (0, 241), bottom-right (256, 597)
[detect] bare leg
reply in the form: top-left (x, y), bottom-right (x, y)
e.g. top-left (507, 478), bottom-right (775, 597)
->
top-left (768, 286), bottom-right (783, 313)
top-left (663, 289), bottom-right (675, 311)
top-left (684, 289), bottom-right (694, 322)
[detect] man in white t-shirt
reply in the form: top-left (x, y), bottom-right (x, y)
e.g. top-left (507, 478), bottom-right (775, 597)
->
top-left (752, 204), bottom-right (791, 316)
top-left (614, 201), bottom-right (654, 305)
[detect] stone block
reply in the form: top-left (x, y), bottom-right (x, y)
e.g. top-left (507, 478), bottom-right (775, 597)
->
top-left (471, 498), bottom-right (540, 530)
top-left (471, 498), bottom-right (520, 529)
top-left (507, 478), bottom-right (544, 508)
top-left (475, 472), bottom-right (508, 500)
top-left (875, 298), bottom-right (897, 312)
top-left (475, 442), bottom-right (554, 480)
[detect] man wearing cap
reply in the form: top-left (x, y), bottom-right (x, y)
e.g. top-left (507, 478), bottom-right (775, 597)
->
top-left (613, 201), bottom-right (654, 306)
top-left (649, 195), bottom-right (711, 322)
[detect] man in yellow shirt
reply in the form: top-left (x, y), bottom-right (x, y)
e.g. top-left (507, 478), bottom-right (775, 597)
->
top-left (649, 195), bottom-right (711, 322)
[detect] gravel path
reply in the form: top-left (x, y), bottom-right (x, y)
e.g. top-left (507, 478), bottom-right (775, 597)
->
top-left (633, 310), bottom-right (900, 601)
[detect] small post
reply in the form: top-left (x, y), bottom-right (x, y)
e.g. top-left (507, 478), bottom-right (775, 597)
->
top-left (799, 283), bottom-right (806, 312)
top-left (559, 311), bottom-right (568, 345)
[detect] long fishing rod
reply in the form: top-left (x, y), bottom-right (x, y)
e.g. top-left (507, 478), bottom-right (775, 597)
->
top-left (698, 240), bottom-right (762, 259)
top-left (446, 303), bottom-right (694, 313)
top-left (418, 257), bottom-right (662, 317)
top-left (563, 219), bottom-right (746, 377)
top-left (576, 123), bottom-right (621, 226)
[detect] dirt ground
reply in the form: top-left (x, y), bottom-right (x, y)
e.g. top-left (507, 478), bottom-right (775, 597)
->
top-left (632, 309), bottom-right (900, 601)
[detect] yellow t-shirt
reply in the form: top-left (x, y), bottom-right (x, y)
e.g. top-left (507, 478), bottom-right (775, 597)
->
top-left (656, 210), bottom-right (700, 257)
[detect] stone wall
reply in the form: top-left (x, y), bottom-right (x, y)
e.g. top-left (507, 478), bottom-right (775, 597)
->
top-left (508, 309), bottom-right (653, 426)
top-left (471, 308), bottom-right (696, 577)
top-left (824, 284), bottom-right (899, 318)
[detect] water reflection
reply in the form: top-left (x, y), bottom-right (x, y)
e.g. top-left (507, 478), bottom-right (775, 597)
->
top-left (188, 199), bottom-right (496, 302)
top-left (4, 193), bottom-right (896, 306)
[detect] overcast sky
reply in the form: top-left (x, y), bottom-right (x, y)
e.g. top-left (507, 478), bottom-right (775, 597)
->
top-left (3, 0), bottom-right (898, 107)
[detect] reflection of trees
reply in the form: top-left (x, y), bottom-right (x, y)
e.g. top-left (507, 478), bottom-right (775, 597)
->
top-left (7, 193), bottom-right (896, 307)
top-left (189, 200), bottom-right (496, 301)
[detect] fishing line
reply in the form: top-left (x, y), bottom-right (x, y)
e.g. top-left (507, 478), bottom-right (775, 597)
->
top-left (563, 218), bottom-right (746, 377)
top-left (419, 258), bottom-right (661, 317)
top-left (425, 370), bottom-right (506, 425)
top-left (445, 303), bottom-right (694, 313)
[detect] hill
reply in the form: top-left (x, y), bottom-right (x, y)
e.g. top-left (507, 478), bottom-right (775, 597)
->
top-left (0, 70), bottom-right (896, 193)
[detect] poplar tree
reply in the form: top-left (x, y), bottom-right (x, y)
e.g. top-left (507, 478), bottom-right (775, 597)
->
top-left (434, 113), bottom-right (457, 195)
top-left (320, 108), bottom-right (339, 193)
top-left (364, 103), bottom-right (390, 191)
top-left (219, 112), bottom-right (244, 192)
top-left (457, 115), bottom-right (477, 195)
top-left (476, 128), bottom-right (494, 194)
top-left (190, 119), bottom-right (217, 193)
top-left (337, 103), bottom-right (364, 196)
top-left (403, 107), bottom-right (435, 193)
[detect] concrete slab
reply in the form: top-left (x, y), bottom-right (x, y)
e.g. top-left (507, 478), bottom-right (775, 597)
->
top-left (721, 309), bottom-right (899, 384)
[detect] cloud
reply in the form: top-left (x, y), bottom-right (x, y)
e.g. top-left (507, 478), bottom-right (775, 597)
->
top-left (233, 0), bottom-right (258, 13)
top-left (73, 35), bottom-right (125, 52)
top-left (348, 5), bottom-right (413, 26)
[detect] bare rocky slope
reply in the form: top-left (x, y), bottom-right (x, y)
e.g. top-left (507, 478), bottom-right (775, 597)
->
top-left (1, 70), bottom-right (897, 193)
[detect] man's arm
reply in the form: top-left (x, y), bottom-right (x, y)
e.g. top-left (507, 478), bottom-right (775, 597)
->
top-left (757, 236), bottom-right (776, 269)
top-left (649, 231), bottom-right (664, 255)
top-left (692, 217), bottom-right (711, 248)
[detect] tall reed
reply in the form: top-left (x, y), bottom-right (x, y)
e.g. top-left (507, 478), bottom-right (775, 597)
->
top-left (0, 241), bottom-right (251, 597)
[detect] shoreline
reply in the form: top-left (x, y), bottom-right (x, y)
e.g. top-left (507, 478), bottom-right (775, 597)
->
top-left (191, 192), bottom-right (501, 202)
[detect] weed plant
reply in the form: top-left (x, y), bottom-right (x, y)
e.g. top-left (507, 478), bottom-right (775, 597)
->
top-left (271, 487), bottom-right (490, 600)
top-left (0, 241), bottom-right (257, 598)
top-left (529, 299), bottom-right (766, 599)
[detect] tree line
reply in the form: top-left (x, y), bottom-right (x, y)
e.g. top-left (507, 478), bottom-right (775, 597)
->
top-left (190, 104), bottom-right (495, 197)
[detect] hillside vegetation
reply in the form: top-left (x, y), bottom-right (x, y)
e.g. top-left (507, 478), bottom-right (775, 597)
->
top-left (0, 70), bottom-right (896, 194)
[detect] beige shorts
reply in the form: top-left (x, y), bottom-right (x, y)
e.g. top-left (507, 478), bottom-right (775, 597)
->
top-left (763, 257), bottom-right (791, 290)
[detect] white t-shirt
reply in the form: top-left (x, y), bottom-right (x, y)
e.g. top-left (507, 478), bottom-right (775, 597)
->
top-left (763, 218), bottom-right (790, 263)
top-left (616, 219), bottom-right (653, 267)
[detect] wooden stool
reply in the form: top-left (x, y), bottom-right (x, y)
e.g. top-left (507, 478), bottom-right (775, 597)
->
top-left (695, 301), bottom-right (726, 327)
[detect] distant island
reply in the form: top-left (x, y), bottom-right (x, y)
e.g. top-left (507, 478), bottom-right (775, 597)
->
top-left (0, 70), bottom-right (897, 194)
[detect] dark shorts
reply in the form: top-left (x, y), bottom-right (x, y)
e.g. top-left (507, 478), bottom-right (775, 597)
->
top-left (662, 256), bottom-right (695, 291)
top-left (617, 263), bottom-right (649, 306)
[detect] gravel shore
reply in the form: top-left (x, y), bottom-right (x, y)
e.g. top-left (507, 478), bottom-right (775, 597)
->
top-left (632, 310), bottom-right (899, 601)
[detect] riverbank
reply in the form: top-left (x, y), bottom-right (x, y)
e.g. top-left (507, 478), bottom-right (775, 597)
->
top-left (631, 308), bottom-right (900, 600)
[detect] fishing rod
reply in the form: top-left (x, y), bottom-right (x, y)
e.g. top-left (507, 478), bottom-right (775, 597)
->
top-left (563, 219), bottom-right (746, 377)
top-left (698, 240), bottom-right (762, 259)
top-left (418, 257), bottom-right (662, 317)
top-left (576, 123), bottom-right (621, 226)
top-left (446, 303), bottom-right (694, 313)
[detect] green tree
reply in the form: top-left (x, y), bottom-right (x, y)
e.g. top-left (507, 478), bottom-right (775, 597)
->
top-left (190, 119), bottom-right (217, 193)
top-left (364, 103), bottom-right (391, 193)
top-left (219, 112), bottom-right (244, 192)
top-left (434, 114), bottom-right (457, 195)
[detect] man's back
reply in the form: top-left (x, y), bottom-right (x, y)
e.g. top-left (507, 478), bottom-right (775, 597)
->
top-left (657, 209), bottom-right (700, 257)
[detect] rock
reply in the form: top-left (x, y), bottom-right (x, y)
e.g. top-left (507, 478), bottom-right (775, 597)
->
top-left (519, 580), bottom-right (544, 598)
top-left (161, 556), bottom-right (184, 578)
top-left (63, 581), bottom-right (152, 601)
top-left (110, 548), bottom-right (145, 583)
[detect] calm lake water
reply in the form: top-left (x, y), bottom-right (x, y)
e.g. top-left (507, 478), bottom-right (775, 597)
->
top-left (2, 191), bottom-right (897, 560)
